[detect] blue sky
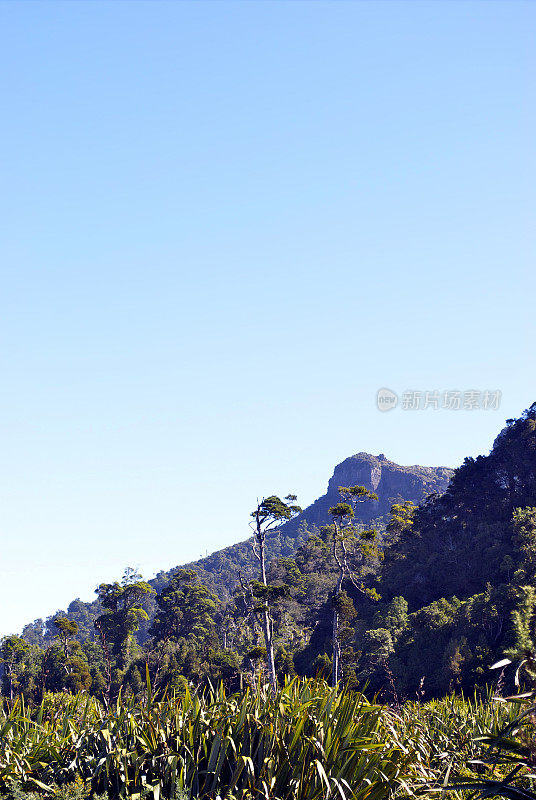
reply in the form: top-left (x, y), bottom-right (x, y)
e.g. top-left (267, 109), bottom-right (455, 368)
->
top-left (0, 1), bottom-right (534, 636)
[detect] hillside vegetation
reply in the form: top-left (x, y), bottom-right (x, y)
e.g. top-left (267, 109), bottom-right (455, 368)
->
top-left (2, 404), bottom-right (536, 705)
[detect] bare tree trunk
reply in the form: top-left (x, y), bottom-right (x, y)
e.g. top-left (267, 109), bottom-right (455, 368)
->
top-left (331, 528), bottom-right (345, 687)
top-left (257, 524), bottom-right (278, 694)
top-left (95, 621), bottom-right (112, 708)
top-left (262, 607), bottom-right (277, 692)
top-left (332, 606), bottom-right (340, 686)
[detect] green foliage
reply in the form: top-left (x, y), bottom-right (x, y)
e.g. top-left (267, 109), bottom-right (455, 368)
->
top-left (440, 659), bottom-right (536, 799)
top-left (328, 502), bottom-right (355, 521)
top-left (3, 777), bottom-right (110, 799)
top-left (94, 569), bottom-right (155, 672)
top-left (512, 506), bottom-right (536, 583)
top-left (386, 501), bottom-right (416, 539)
top-left (505, 585), bottom-right (536, 682)
top-left (149, 569), bottom-right (219, 648)
top-left (42, 645), bottom-right (92, 694)
top-left (53, 618), bottom-right (79, 638)
top-left (383, 404), bottom-right (536, 607)
top-left (0, 637), bottom-right (30, 700)
top-left (250, 495), bottom-right (303, 529)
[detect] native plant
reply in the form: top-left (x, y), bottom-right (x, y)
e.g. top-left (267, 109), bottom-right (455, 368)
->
top-left (0, 678), bottom-right (434, 800)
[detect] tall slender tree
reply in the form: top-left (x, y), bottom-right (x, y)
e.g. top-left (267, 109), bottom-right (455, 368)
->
top-left (0, 636), bottom-right (30, 701)
top-left (326, 485), bottom-right (379, 686)
top-left (53, 617), bottom-right (79, 662)
top-left (249, 494), bottom-right (301, 692)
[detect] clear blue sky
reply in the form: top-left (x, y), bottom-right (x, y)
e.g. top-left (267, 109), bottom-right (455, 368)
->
top-left (0, 1), bottom-right (534, 636)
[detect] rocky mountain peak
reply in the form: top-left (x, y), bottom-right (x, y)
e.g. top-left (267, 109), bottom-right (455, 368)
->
top-left (279, 453), bottom-right (454, 536)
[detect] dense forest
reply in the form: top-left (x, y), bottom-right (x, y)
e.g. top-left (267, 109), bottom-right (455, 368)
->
top-left (3, 404), bottom-right (536, 706)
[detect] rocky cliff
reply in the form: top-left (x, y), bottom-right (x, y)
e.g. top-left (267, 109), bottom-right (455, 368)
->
top-left (275, 453), bottom-right (453, 537)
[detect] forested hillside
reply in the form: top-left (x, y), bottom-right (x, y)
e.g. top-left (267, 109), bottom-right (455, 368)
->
top-left (3, 404), bottom-right (536, 704)
top-left (17, 453), bottom-right (452, 645)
